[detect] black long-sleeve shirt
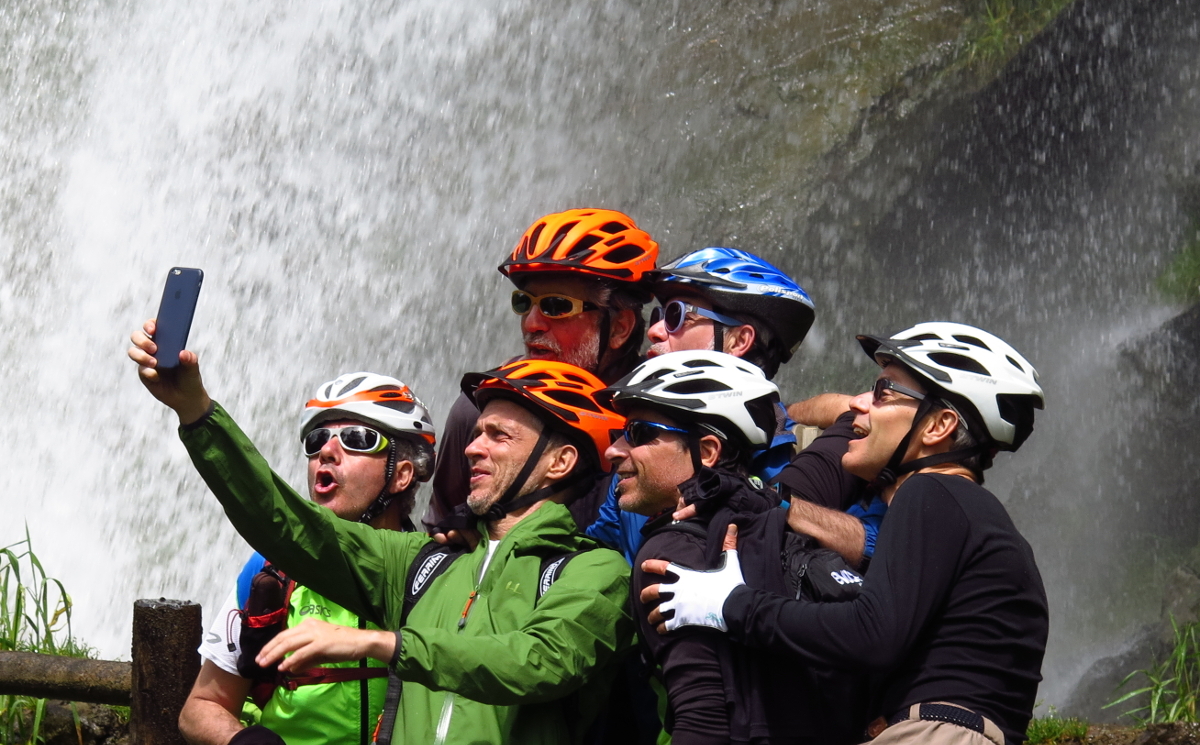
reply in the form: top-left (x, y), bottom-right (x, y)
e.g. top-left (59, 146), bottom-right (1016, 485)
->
top-left (772, 411), bottom-right (865, 511)
top-left (723, 473), bottom-right (1048, 745)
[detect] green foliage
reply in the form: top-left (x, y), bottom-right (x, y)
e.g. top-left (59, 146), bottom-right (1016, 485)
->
top-left (1157, 220), bottom-right (1200, 304)
top-left (0, 528), bottom-right (96, 744)
top-left (959, 0), bottom-right (1077, 75)
top-left (1107, 616), bottom-right (1200, 725)
top-left (1026, 707), bottom-right (1088, 744)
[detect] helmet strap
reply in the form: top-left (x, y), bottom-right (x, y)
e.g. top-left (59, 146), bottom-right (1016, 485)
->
top-left (870, 398), bottom-right (987, 491)
top-left (712, 323), bottom-right (725, 355)
top-left (358, 439), bottom-right (399, 525)
top-left (891, 446), bottom-right (990, 478)
top-left (485, 469), bottom-right (589, 520)
top-left (481, 429), bottom-right (549, 522)
top-left (687, 429), bottom-right (704, 475)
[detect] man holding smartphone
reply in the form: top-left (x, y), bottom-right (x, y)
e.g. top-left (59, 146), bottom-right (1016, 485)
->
top-left (128, 325), bottom-right (633, 745)
top-left (176, 367), bottom-right (437, 745)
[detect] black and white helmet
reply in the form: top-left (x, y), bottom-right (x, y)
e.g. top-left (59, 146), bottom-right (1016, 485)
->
top-left (857, 322), bottom-right (1044, 451)
top-left (598, 351), bottom-right (780, 448)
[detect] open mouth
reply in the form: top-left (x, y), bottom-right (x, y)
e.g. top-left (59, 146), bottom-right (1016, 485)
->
top-left (314, 470), bottom-right (338, 493)
top-left (523, 333), bottom-right (559, 359)
top-left (614, 472), bottom-right (636, 495)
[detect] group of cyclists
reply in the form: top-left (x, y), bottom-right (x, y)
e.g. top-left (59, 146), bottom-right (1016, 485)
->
top-left (127, 207), bottom-right (1050, 745)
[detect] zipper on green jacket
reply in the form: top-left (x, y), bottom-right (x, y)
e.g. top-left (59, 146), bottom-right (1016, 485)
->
top-left (433, 547), bottom-right (492, 745)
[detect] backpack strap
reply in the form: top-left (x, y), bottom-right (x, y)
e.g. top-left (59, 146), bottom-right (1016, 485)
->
top-left (277, 666), bottom-right (389, 688)
top-left (401, 541), bottom-right (470, 626)
top-left (374, 541), bottom-right (471, 745)
top-left (536, 549), bottom-right (592, 600)
top-left (237, 560), bottom-right (297, 707)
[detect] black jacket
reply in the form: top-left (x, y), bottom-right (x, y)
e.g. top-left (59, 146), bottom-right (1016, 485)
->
top-left (632, 468), bottom-right (865, 745)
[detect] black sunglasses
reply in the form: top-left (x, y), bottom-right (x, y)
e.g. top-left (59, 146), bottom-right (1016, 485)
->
top-left (303, 426), bottom-right (390, 457)
top-left (610, 419), bottom-right (691, 447)
top-left (872, 378), bottom-right (926, 403)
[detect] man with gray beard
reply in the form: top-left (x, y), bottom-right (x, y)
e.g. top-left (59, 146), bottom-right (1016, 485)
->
top-left (425, 208), bottom-right (659, 530)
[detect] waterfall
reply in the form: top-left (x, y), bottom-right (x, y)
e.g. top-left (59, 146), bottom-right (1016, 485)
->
top-left (2, 0), bottom-right (1198, 711)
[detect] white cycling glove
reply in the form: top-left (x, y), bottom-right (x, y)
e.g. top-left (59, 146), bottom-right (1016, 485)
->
top-left (656, 549), bottom-right (746, 632)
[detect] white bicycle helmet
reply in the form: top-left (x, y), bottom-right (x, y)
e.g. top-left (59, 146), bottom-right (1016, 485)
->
top-left (857, 322), bottom-right (1044, 451)
top-left (598, 351), bottom-right (780, 449)
top-left (300, 372), bottom-right (436, 525)
top-left (300, 372), bottom-right (436, 448)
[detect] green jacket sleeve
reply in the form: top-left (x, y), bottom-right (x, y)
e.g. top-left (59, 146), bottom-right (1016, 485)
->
top-left (396, 550), bottom-right (634, 705)
top-left (178, 403), bottom-right (429, 628)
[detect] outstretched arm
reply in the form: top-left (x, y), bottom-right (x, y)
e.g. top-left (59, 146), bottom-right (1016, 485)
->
top-left (786, 393), bottom-right (852, 429)
top-left (128, 321), bottom-right (426, 627)
top-left (787, 498), bottom-right (867, 569)
top-left (257, 618), bottom-right (397, 671)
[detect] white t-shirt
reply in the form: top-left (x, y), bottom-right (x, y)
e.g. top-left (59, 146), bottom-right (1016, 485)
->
top-left (479, 540), bottom-right (502, 581)
top-left (198, 585), bottom-right (243, 675)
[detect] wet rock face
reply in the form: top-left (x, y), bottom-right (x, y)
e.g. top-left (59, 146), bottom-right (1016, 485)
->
top-left (24, 702), bottom-right (128, 745)
top-left (1061, 624), bottom-right (1159, 724)
top-left (1060, 302), bottom-right (1200, 721)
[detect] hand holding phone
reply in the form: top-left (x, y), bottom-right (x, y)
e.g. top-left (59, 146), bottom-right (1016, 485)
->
top-left (153, 267), bottom-right (203, 370)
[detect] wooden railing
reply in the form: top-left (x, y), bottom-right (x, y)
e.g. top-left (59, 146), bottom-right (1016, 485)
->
top-left (0, 599), bottom-right (201, 745)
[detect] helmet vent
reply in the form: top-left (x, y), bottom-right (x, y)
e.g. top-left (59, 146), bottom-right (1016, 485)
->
top-left (745, 394), bottom-right (778, 444)
top-left (953, 334), bottom-right (992, 351)
top-left (564, 373), bottom-right (592, 385)
top-left (338, 376), bottom-right (367, 397)
top-left (928, 352), bottom-right (990, 376)
top-left (908, 333), bottom-right (941, 342)
top-left (547, 222), bottom-right (579, 253)
top-left (664, 379), bottom-right (733, 395)
top-left (682, 359), bottom-right (715, 369)
top-left (1006, 355), bottom-right (1025, 372)
top-left (377, 401), bottom-right (416, 414)
top-left (525, 224), bottom-right (546, 256)
top-left (600, 221), bottom-right (627, 234)
top-left (568, 235), bottom-right (603, 257)
top-left (544, 389), bottom-right (602, 413)
top-left (605, 245), bottom-right (644, 264)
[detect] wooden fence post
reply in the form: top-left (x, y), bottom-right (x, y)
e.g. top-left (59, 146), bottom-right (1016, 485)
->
top-left (130, 598), bottom-right (201, 745)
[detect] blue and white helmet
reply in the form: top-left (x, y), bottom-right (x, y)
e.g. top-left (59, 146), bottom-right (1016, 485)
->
top-left (652, 248), bottom-right (815, 362)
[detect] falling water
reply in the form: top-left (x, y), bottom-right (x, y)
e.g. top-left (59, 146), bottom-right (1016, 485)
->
top-left (1, 0), bottom-right (1197, 710)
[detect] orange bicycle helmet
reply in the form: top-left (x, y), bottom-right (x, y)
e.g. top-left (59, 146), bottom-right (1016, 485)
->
top-left (461, 359), bottom-right (625, 468)
top-left (499, 208), bottom-right (659, 284)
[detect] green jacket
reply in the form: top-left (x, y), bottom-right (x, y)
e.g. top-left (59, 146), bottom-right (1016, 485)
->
top-left (181, 404), bottom-right (634, 745)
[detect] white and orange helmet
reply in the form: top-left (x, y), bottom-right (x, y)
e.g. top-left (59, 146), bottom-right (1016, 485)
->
top-left (300, 372), bottom-right (436, 451)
